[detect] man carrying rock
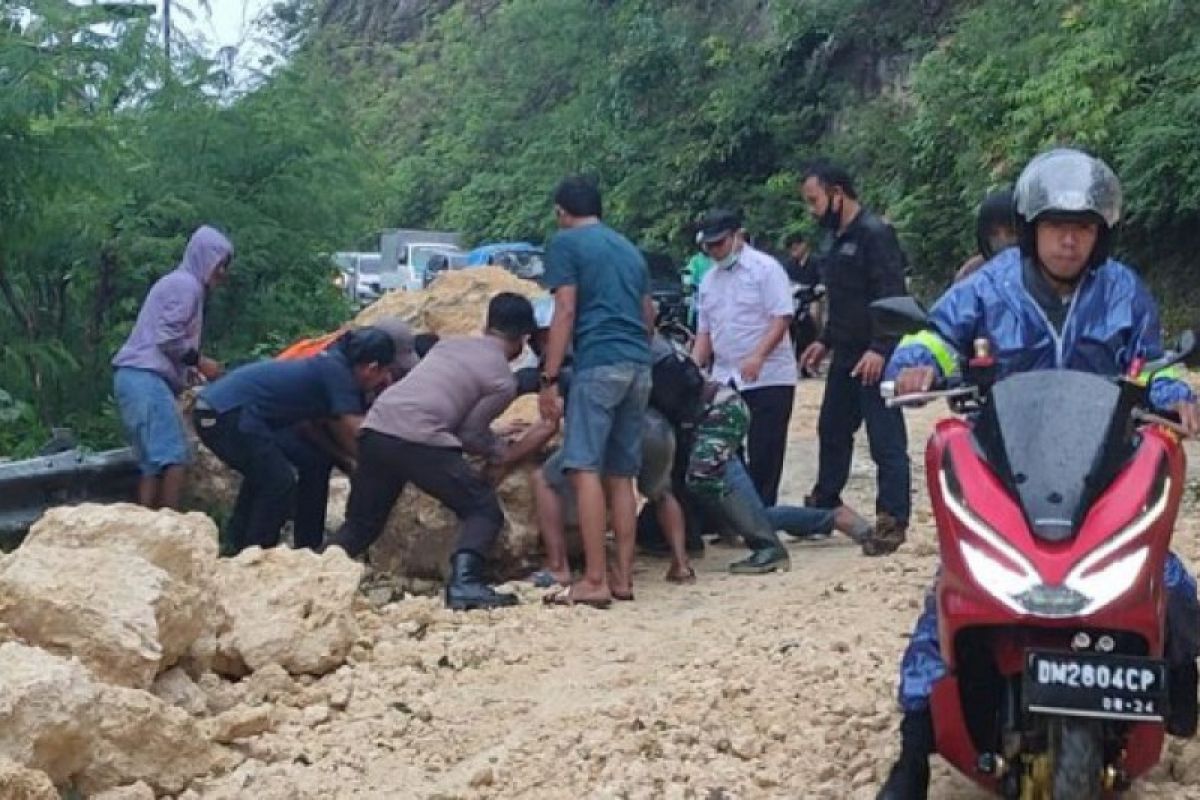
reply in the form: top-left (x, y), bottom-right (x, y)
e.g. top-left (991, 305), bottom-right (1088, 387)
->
top-left (112, 225), bottom-right (233, 510)
top-left (273, 316), bottom-right (424, 548)
top-left (326, 293), bottom-right (558, 611)
top-left (194, 328), bottom-right (395, 554)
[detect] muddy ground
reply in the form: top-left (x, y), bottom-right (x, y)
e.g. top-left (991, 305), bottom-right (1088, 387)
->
top-left (184, 381), bottom-right (1200, 799)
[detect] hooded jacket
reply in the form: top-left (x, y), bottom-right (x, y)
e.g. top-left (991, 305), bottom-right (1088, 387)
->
top-left (884, 247), bottom-right (1193, 410)
top-left (112, 226), bottom-right (233, 393)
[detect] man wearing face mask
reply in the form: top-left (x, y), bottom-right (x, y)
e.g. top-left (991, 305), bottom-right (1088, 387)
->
top-left (798, 160), bottom-right (912, 557)
top-left (691, 209), bottom-right (796, 511)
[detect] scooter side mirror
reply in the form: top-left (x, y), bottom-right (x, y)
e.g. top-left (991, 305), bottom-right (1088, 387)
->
top-left (869, 296), bottom-right (930, 339)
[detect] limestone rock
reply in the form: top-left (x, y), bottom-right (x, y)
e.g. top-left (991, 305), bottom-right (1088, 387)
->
top-left (368, 460), bottom-right (543, 581)
top-left (92, 781), bottom-right (156, 800)
top-left (0, 757), bottom-right (58, 800)
top-left (0, 544), bottom-right (204, 688)
top-left (78, 684), bottom-right (239, 796)
top-left (0, 643), bottom-right (98, 784)
top-left (152, 667), bottom-right (209, 716)
top-left (212, 547), bottom-right (363, 676)
top-left (25, 503), bottom-right (219, 590)
top-left (26, 503), bottom-right (228, 672)
top-left (201, 704), bottom-right (277, 744)
top-left (355, 266), bottom-right (545, 335)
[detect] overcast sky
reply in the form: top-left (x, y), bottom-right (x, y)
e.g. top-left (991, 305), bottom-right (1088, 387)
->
top-left (154, 0), bottom-right (272, 52)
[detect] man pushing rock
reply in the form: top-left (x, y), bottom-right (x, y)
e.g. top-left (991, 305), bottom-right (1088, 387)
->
top-left (325, 292), bottom-right (558, 611)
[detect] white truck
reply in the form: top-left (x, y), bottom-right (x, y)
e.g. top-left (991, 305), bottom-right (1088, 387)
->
top-left (378, 229), bottom-right (466, 291)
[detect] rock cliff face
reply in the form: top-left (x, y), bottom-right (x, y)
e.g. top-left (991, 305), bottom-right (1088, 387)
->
top-left (317, 0), bottom-right (458, 44)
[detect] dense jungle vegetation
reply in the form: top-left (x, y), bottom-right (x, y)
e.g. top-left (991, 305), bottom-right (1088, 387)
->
top-left (3, 0), bottom-right (1199, 454)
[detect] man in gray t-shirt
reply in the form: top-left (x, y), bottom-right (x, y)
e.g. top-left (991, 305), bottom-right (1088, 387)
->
top-left (326, 293), bottom-right (557, 611)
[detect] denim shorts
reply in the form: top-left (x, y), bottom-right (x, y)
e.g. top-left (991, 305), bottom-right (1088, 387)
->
top-left (560, 362), bottom-right (652, 477)
top-left (544, 407), bottom-right (674, 499)
top-left (113, 367), bottom-right (191, 476)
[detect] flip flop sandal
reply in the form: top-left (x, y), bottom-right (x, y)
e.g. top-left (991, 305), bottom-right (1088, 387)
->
top-left (542, 584), bottom-right (612, 609)
top-left (665, 567), bottom-right (697, 585)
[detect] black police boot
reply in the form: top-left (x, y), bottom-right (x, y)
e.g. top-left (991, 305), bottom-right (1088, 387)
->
top-left (1168, 660), bottom-right (1199, 737)
top-left (444, 550), bottom-right (519, 611)
top-left (877, 709), bottom-right (933, 800)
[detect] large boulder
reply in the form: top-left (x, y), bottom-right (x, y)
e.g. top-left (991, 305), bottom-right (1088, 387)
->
top-left (0, 758), bottom-right (57, 800)
top-left (368, 459), bottom-right (544, 581)
top-left (211, 547), bottom-right (363, 677)
top-left (26, 503), bottom-right (219, 593)
top-left (354, 265), bottom-right (545, 334)
top-left (0, 643), bottom-right (98, 784)
top-left (0, 544), bottom-right (206, 689)
top-left (76, 684), bottom-right (239, 796)
top-left (26, 503), bottom-right (229, 673)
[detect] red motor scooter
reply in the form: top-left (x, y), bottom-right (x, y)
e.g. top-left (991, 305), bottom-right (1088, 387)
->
top-left (874, 297), bottom-right (1198, 799)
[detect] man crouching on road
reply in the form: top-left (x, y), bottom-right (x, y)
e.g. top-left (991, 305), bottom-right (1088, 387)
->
top-left (325, 292), bottom-right (558, 611)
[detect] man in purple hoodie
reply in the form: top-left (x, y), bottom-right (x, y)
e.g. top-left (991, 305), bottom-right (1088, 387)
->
top-left (112, 225), bottom-right (234, 509)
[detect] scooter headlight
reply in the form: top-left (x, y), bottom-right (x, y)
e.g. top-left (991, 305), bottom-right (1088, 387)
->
top-left (940, 466), bottom-right (1040, 614)
top-left (1063, 468), bottom-right (1170, 615)
top-left (941, 457), bottom-right (1170, 618)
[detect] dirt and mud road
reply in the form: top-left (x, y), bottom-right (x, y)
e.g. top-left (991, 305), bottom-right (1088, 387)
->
top-left (184, 383), bottom-right (1200, 799)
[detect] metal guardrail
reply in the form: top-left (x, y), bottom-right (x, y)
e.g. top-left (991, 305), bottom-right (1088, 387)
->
top-left (0, 447), bottom-right (139, 550)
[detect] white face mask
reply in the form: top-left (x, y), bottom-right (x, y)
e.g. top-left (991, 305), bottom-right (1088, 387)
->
top-left (716, 245), bottom-right (741, 270)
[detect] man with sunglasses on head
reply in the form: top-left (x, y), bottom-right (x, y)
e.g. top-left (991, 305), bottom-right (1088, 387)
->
top-left (691, 209), bottom-right (796, 518)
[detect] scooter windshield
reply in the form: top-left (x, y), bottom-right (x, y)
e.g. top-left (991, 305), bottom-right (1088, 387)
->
top-left (974, 370), bottom-right (1125, 542)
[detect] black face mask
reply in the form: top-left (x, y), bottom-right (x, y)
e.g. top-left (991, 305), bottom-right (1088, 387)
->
top-left (818, 195), bottom-right (842, 231)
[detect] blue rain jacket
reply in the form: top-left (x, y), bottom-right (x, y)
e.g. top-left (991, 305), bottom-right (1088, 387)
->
top-left (885, 248), bottom-right (1194, 410)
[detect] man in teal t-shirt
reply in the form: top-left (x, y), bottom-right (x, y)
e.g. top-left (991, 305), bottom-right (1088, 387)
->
top-left (538, 176), bottom-right (654, 608)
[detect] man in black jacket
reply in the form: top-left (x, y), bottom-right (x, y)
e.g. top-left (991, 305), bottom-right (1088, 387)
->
top-left (798, 160), bottom-right (911, 556)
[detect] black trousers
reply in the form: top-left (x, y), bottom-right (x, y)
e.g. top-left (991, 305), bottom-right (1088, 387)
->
top-left (327, 429), bottom-right (504, 559)
top-left (272, 426), bottom-right (334, 550)
top-left (809, 356), bottom-right (911, 522)
top-left (740, 384), bottom-right (795, 507)
top-left (195, 408), bottom-right (296, 553)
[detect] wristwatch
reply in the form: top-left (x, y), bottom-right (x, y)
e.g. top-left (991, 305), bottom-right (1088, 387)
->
top-left (539, 372), bottom-right (559, 389)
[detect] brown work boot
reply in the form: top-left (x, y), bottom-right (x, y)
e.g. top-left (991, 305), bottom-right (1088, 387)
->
top-left (862, 513), bottom-right (907, 557)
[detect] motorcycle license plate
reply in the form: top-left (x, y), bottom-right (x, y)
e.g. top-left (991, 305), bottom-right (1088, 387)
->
top-left (1023, 650), bottom-right (1168, 722)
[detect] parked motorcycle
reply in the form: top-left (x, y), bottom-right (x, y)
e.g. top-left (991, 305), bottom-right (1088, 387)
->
top-left (873, 296), bottom-right (1199, 798)
top-left (652, 282), bottom-right (694, 351)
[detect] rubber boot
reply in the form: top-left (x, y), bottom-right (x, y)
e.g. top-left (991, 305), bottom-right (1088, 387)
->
top-left (877, 709), bottom-right (933, 800)
top-left (716, 482), bottom-right (790, 575)
top-left (444, 550), bottom-right (519, 611)
top-left (1168, 660), bottom-right (1199, 737)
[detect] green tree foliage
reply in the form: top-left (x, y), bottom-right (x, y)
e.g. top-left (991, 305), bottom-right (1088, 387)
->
top-left (318, 0), bottom-right (1200, 311)
top-left (0, 1), bottom-right (378, 455)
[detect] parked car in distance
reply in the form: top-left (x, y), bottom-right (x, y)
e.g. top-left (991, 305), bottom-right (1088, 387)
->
top-left (332, 251), bottom-right (383, 306)
top-left (466, 242), bottom-right (545, 283)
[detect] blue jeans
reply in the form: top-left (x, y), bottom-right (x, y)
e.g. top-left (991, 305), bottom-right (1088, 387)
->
top-left (897, 553), bottom-right (1200, 712)
top-left (561, 363), bottom-right (652, 476)
top-left (717, 454), bottom-right (835, 536)
top-left (811, 356), bottom-right (911, 522)
top-left (766, 505), bottom-right (836, 537)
